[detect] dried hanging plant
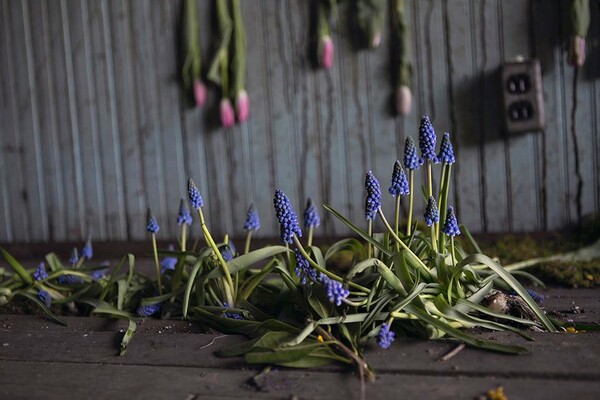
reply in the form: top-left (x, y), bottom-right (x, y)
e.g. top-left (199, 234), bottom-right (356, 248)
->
top-left (392, 0), bottom-right (412, 115)
top-left (356, 0), bottom-right (385, 48)
top-left (316, 0), bottom-right (336, 69)
top-left (181, 0), bottom-right (206, 107)
top-left (567, 0), bottom-right (590, 67)
top-left (231, 0), bottom-right (249, 122)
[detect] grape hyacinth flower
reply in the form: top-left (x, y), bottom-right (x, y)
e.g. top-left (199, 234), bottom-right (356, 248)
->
top-left (57, 274), bottom-right (83, 285)
top-left (303, 198), bottom-right (320, 229)
top-left (318, 273), bottom-right (349, 306)
top-left (81, 238), bottom-right (93, 260)
top-left (243, 204), bottom-right (260, 231)
top-left (177, 199), bottom-right (193, 226)
top-left (418, 116), bottom-right (438, 163)
top-left (146, 209), bottom-right (160, 234)
top-left (424, 196), bottom-right (439, 227)
top-left (365, 171), bottom-right (382, 221)
top-left (403, 136), bottom-right (421, 171)
top-left (235, 89), bottom-right (249, 122)
top-left (243, 204), bottom-right (260, 254)
top-left (376, 323), bottom-right (395, 349)
top-left (388, 161), bottom-right (410, 197)
top-left (437, 132), bottom-right (455, 165)
top-left (220, 244), bottom-right (235, 262)
top-left (33, 262), bottom-right (48, 281)
top-left (160, 256), bottom-right (177, 274)
top-left (219, 98), bottom-right (235, 128)
top-left (137, 302), bottom-right (161, 317)
top-left (69, 247), bottom-right (79, 265)
top-left (187, 179), bottom-right (203, 209)
top-left (319, 35), bottom-right (334, 69)
top-left (223, 302), bottom-right (243, 320)
top-left (294, 249), bottom-right (317, 285)
top-left (509, 289), bottom-right (545, 305)
top-left (273, 189), bottom-right (302, 244)
top-left (441, 206), bottom-right (461, 237)
top-left (90, 269), bottom-right (108, 281)
top-left (38, 289), bottom-right (52, 307)
top-left (193, 79), bottom-right (206, 108)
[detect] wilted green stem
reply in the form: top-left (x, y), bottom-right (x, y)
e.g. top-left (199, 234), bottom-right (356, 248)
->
top-left (307, 227), bottom-right (314, 247)
top-left (367, 220), bottom-right (373, 259)
top-left (151, 233), bottom-right (163, 296)
top-left (196, 208), bottom-right (234, 305)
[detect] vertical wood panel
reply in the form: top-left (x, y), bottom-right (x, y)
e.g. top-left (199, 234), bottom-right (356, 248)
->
top-left (1, 0), bottom-right (599, 242)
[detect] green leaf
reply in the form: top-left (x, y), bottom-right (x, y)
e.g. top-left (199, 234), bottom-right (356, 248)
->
top-left (347, 258), bottom-right (407, 296)
top-left (456, 254), bottom-right (556, 332)
top-left (0, 247), bottom-right (33, 284)
top-left (459, 224), bottom-right (482, 254)
top-left (207, 246), bottom-right (290, 280)
top-left (324, 238), bottom-right (365, 261)
top-left (120, 319), bottom-right (137, 356)
top-left (239, 261), bottom-right (276, 300)
top-left (44, 253), bottom-right (63, 271)
top-left (182, 258), bottom-right (204, 318)
top-left (15, 292), bottom-right (67, 326)
top-left (245, 341), bottom-right (331, 364)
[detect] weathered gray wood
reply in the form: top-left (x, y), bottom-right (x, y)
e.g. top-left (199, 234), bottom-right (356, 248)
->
top-left (1, 0), bottom-right (600, 242)
top-left (2, 359), bottom-right (598, 400)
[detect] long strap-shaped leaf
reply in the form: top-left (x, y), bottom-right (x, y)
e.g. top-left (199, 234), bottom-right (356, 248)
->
top-left (456, 254), bottom-right (556, 332)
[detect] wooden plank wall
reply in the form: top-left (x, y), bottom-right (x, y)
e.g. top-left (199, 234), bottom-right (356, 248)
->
top-left (0, 0), bottom-right (598, 243)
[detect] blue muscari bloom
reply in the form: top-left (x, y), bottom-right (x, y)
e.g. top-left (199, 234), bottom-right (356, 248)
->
top-left (223, 302), bottom-right (243, 320)
top-left (81, 239), bottom-right (93, 260)
top-left (303, 198), bottom-right (320, 229)
top-left (146, 209), bottom-right (160, 234)
top-left (388, 160), bottom-right (410, 197)
top-left (187, 178), bottom-right (203, 209)
top-left (365, 171), bottom-right (382, 221)
top-left (160, 256), bottom-right (177, 273)
top-left (243, 204), bottom-right (260, 231)
top-left (509, 289), bottom-right (545, 305)
top-left (424, 196), bottom-right (439, 227)
top-left (437, 132), bottom-right (455, 165)
top-left (137, 302), bottom-right (161, 317)
top-left (376, 323), bottom-right (395, 349)
top-left (177, 198), bottom-right (193, 226)
top-left (33, 262), bottom-right (48, 281)
top-left (273, 189), bottom-right (302, 244)
top-left (69, 247), bottom-right (79, 265)
top-left (294, 249), bottom-right (317, 285)
top-left (318, 273), bottom-right (349, 306)
top-left (441, 206), bottom-right (461, 237)
top-left (220, 243), bottom-right (235, 262)
top-left (57, 274), bottom-right (83, 285)
top-left (90, 269), bottom-right (108, 281)
top-left (418, 116), bottom-right (439, 163)
top-left (403, 136), bottom-right (422, 170)
top-left (38, 289), bottom-right (51, 307)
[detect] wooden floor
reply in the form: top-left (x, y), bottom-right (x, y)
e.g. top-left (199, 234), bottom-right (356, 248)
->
top-left (1, 288), bottom-right (599, 400)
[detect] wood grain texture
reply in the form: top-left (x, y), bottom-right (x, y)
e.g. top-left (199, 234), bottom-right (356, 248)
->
top-left (0, 0), bottom-right (599, 242)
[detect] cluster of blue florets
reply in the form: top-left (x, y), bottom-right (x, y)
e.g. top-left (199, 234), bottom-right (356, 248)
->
top-left (388, 160), bottom-right (410, 197)
top-left (424, 196), bottom-right (440, 227)
top-left (38, 289), bottom-right (52, 307)
top-left (273, 189), bottom-right (302, 244)
top-left (243, 204), bottom-right (260, 231)
top-left (318, 274), bottom-right (349, 306)
top-left (294, 249), bottom-right (317, 285)
top-left (365, 171), bottom-right (382, 221)
top-left (403, 136), bottom-right (422, 170)
top-left (187, 179), bottom-right (204, 209)
top-left (81, 240), bottom-right (93, 260)
top-left (146, 209), bottom-right (160, 234)
top-left (437, 132), bottom-right (455, 165)
top-left (177, 199), bottom-right (193, 226)
top-left (418, 116), bottom-right (439, 163)
top-left (303, 198), bottom-right (320, 229)
top-left (441, 206), bottom-right (461, 237)
top-left (33, 263), bottom-right (48, 281)
top-left (137, 302), bottom-right (161, 317)
top-left (376, 323), bottom-right (395, 349)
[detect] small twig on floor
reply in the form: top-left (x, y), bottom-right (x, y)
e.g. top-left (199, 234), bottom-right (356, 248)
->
top-left (440, 343), bottom-right (465, 361)
top-left (199, 334), bottom-right (228, 349)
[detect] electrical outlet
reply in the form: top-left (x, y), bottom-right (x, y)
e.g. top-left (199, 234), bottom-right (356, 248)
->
top-left (501, 59), bottom-right (545, 133)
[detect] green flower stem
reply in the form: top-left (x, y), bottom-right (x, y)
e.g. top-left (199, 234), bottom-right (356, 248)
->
top-left (426, 161), bottom-right (438, 253)
top-left (437, 164), bottom-right (452, 251)
top-left (180, 223), bottom-right (188, 252)
top-left (390, 311), bottom-right (417, 319)
top-left (151, 233), bottom-right (163, 296)
top-left (244, 231), bottom-right (252, 255)
top-left (292, 235), bottom-right (370, 294)
top-left (367, 220), bottom-right (373, 259)
top-left (196, 208), bottom-right (234, 305)
top-left (342, 298), bottom-right (368, 307)
top-left (450, 236), bottom-right (456, 268)
top-left (394, 195), bottom-right (401, 252)
top-left (406, 170), bottom-right (414, 236)
top-left (307, 226), bottom-right (314, 247)
top-left (377, 207), bottom-right (432, 279)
